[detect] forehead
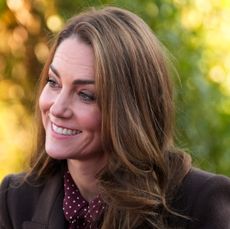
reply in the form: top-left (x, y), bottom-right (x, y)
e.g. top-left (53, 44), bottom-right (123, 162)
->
top-left (51, 37), bottom-right (95, 79)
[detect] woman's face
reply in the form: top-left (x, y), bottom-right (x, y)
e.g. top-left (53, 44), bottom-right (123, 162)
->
top-left (39, 37), bottom-right (103, 161)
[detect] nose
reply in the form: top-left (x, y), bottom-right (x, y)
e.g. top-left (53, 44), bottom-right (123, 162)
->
top-left (49, 92), bottom-right (73, 119)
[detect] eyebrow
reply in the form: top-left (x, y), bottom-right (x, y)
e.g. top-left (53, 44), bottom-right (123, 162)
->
top-left (49, 64), bottom-right (95, 85)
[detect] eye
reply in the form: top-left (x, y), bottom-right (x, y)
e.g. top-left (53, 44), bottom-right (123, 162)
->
top-left (46, 77), bottom-right (60, 89)
top-left (79, 91), bottom-right (96, 103)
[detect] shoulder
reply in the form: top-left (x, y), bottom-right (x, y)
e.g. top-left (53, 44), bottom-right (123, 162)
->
top-left (0, 173), bottom-right (44, 202)
top-left (0, 173), bottom-right (45, 229)
top-left (173, 168), bottom-right (230, 229)
top-left (179, 168), bottom-right (230, 198)
top-left (0, 171), bottom-right (65, 229)
top-left (188, 168), bottom-right (230, 229)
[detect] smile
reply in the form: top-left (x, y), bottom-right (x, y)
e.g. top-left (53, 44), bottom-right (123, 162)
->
top-left (51, 123), bottom-right (82, 136)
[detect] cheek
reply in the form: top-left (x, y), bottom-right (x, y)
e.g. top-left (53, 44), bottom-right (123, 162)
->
top-left (39, 87), bottom-right (52, 118)
top-left (77, 107), bottom-right (101, 131)
top-left (92, 111), bottom-right (101, 130)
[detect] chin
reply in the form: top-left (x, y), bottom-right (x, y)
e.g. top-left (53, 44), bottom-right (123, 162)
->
top-left (46, 152), bottom-right (67, 160)
top-left (45, 147), bottom-right (68, 160)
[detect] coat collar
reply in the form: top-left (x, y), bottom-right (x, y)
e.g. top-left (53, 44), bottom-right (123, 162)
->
top-left (22, 172), bottom-right (67, 229)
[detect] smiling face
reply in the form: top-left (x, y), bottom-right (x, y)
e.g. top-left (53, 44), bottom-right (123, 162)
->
top-left (39, 37), bottom-right (103, 161)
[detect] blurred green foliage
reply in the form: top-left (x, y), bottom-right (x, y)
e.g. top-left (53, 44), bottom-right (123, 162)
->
top-left (0, 0), bottom-right (230, 180)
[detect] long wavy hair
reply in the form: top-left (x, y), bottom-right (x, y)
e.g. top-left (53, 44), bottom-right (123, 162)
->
top-left (29, 6), bottom-right (191, 228)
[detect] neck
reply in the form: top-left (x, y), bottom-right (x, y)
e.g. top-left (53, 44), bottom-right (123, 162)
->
top-left (67, 155), bottom-right (106, 202)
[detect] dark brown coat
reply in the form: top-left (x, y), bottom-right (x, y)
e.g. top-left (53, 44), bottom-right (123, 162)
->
top-left (1, 168), bottom-right (230, 229)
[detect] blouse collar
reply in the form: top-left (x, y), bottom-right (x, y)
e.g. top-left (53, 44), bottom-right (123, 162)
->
top-left (63, 170), bottom-right (105, 228)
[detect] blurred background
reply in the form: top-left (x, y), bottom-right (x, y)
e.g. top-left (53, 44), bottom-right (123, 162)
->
top-left (0, 0), bottom-right (230, 180)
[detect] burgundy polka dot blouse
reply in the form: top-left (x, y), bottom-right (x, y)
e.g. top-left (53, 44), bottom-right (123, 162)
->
top-left (63, 170), bottom-right (105, 229)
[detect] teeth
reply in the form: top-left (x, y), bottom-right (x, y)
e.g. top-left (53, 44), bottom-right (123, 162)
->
top-left (52, 123), bottom-right (81, 136)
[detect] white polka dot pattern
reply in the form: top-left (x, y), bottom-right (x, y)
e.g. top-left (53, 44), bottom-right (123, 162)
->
top-left (63, 170), bottom-right (105, 229)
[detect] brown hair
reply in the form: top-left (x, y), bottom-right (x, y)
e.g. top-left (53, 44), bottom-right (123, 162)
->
top-left (29, 6), bottom-right (191, 228)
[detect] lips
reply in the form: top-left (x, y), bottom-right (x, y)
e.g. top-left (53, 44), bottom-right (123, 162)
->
top-left (51, 123), bottom-right (82, 136)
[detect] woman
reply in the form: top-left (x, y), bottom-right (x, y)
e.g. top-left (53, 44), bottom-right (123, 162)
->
top-left (1, 6), bottom-right (230, 229)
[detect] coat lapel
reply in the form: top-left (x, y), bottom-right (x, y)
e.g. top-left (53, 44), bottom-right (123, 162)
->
top-left (23, 173), bottom-right (67, 229)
